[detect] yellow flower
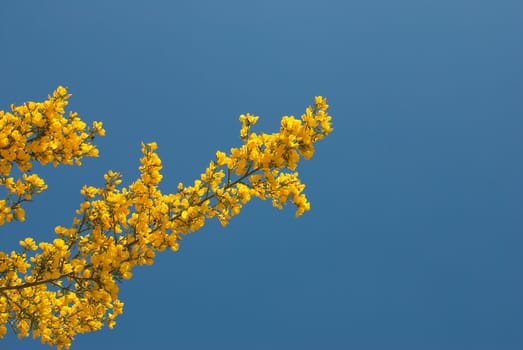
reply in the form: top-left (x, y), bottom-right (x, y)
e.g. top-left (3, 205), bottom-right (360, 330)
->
top-left (19, 237), bottom-right (37, 250)
top-left (0, 91), bottom-right (332, 348)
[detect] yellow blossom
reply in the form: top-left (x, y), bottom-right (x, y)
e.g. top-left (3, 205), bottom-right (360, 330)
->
top-left (0, 88), bottom-right (332, 349)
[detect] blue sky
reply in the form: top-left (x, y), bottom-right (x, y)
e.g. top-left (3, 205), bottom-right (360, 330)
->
top-left (1, 0), bottom-right (522, 349)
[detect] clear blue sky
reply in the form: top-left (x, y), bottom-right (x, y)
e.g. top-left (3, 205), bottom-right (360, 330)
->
top-left (1, 1), bottom-right (522, 349)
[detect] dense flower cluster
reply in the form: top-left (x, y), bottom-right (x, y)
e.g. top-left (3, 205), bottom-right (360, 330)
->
top-left (0, 88), bottom-right (332, 348)
top-left (0, 87), bottom-right (104, 226)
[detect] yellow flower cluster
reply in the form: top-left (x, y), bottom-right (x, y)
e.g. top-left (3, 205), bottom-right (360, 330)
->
top-left (0, 88), bottom-right (332, 349)
top-left (0, 86), bottom-right (104, 226)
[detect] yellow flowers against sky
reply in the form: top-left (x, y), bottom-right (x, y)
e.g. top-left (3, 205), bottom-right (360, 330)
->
top-left (0, 87), bottom-right (332, 348)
